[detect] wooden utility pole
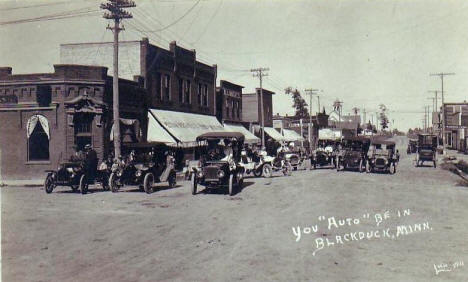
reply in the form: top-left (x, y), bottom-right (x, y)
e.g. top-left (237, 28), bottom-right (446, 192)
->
top-left (101, 0), bottom-right (135, 159)
top-left (251, 68), bottom-right (269, 148)
top-left (430, 73), bottom-right (455, 155)
top-left (305, 89), bottom-right (319, 151)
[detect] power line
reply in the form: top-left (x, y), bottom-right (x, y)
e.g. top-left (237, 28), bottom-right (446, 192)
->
top-left (0, 1), bottom-right (69, 11)
top-left (0, 6), bottom-right (99, 26)
top-left (137, 0), bottom-right (201, 32)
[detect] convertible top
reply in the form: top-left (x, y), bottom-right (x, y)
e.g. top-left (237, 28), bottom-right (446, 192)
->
top-left (343, 136), bottom-right (371, 142)
top-left (196, 131), bottom-right (245, 142)
top-left (124, 142), bottom-right (168, 149)
top-left (370, 139), bottom-right (395, 146)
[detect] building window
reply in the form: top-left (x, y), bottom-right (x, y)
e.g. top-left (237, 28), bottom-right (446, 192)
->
top-left (198, 83), bottom-right (202, 105)
top-left (232, 100), bottom-right (235, 118)
top-left (179, 78), bottom-right (183, 102)
top-left (27, 115), bottom-right (50, 161)
top-left (154, 72), bottom-right (161, 100)
top-left (162, 74), bottom-right (170, 100)
top-left (185, 80), bottom-right (191, 104)
top-left (203, 84), bottom-right (208, 106)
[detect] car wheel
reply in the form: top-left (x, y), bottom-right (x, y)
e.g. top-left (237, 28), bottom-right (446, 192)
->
top-left (143, 173), bottom-right (154, 194)
top-left (168, 171), bottom-right (177, 188)
top-left (263, 164), bottom-right (273, 178)
top-left (191, 173), bottom-right (197, 195)
top-left (109, 173), bottom-right (119, 193)
top-left (70, 185), bottom-right (79, 192)
top-left (229, 174), bottom-right (234, 196)
top-left (253, 167), bottom-right (262, 177)
top-left (365, 160), bottom-right (371, 173)
top-left (433, 160), bottom-right (437, 168)
top-left (284, 162), bottom-right (292, 176)
top-left (101, 173), bottom-right (110, 191)
top-left (336, 159), bottom-right (341, 171)
top-left (389, 163), bottom-right (396, 174)
top-left (237, 172), bottom-right (244, 188)
top-left (44, 174), bottom-right (55, 194)
top-left (79, 174), bottom-right (88, 194)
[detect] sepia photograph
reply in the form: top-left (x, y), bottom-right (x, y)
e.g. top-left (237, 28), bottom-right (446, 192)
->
top-left (1, 0), bottom-right (468, 281)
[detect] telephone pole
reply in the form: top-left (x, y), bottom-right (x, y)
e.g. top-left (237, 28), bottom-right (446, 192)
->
top-left (101, 0), bottom-right (135, 159)
top-left (305, 89), bottom-right (319, 151)
top-left (251, 67), bottom-right (269, 148)
top-left (430, 72), bottom-right (455, 154)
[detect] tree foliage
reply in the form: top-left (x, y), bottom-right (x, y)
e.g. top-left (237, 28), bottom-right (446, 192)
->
top-left (285, 87), bottom-right (309, 119)
top-left (379, 104), bottom-right (389, 130)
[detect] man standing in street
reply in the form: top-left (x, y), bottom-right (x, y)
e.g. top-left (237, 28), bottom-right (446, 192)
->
top-left (84, 144), bottom-right (98, 181)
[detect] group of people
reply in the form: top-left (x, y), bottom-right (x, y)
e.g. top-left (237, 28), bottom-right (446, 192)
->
top-left (71, 144), bottom-right (99, 180)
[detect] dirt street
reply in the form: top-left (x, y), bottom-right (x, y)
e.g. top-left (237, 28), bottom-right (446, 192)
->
top-left (2, 137), bottom-right (468, 281)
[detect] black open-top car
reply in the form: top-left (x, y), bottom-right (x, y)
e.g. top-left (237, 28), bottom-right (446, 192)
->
top-left (109, 142), bottom-right (177, 194)
top-left (336, 136), bottom-right (370, 172)
top-left (407, 138), bottom-right (417, 154)
top-left (415, 134), bottom-right (437, 168)
top-left (366, 139), bottom-right (398, 174)
top-left (191, 132), bottom-right (245, 196)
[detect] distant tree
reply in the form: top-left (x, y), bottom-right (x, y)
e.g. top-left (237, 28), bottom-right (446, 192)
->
top-left (285, 87), bottom-right (309, 119)
top-left (379, 104), bottom-right (389, 130)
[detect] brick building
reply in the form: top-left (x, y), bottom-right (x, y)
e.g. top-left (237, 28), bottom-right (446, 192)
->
top-left (216, 80), bottom-right (243, 123)
top-left (242, 88), bottom-right (274, 127)
top-left (0, 65), bottom-right (146, 182)
top-left (60, 39), bottom-right (217, 116)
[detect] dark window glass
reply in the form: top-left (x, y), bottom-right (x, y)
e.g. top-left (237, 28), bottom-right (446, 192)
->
top-left (28, 122), bottom-right (49, 161)
top-left (179, 78), bottom-right (183, 102)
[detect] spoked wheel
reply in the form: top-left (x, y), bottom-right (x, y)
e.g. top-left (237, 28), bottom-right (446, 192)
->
top-left (365, 160), bottom-right (371, 173)
top-left (336, 159), bottom-right (342, 171)
top-left (109, 173), bottom-right (119, 193)
top-left (101, 173), bottom-right (110, 191)
top-left (70, 185), bottom-right (79, 192)
top-left (262, 164), bottom-right (273, 178)
top-left (143, 173), bottom-right (154, 194)
top-left (433, 160), bottom-right (437, 168)
top-left (228, 174), bottom-right (234, 196)
top-left (253, 168), bottom-right (262, 177)
top-left (44, 174), bottom-right (55, 194)
top-left (236, 172), bottom-right (244, 188)
top-left (79, 174), bottom-right (88, 195)
top-left (191, 173), bottom-right (197, 195)
top-left (168, 171), bottom-right (177, 188)
top-left (283, 162), bottom-right (292, 176)
top-left (389, 163), bottom-right (396, 174)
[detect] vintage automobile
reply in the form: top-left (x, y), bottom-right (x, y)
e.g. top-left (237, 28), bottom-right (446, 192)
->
top-left (336, 136), bottom-right (370, 172)
top-left (240, 148), bottom-right (293, 177)
top-left (44, 159), bottom-right (110, 194)
top-left (191, 132), bottom-right (245, 196)
top-left (311, 140), bottom-right (339, 169)
top-left (366, 139), bottom-right (398, 174)
top-left (415, 134), bottom-right (437, 168)
top-left (109, 143), bottom-right (177, 194)
top-left (407, 138), bottom-right (417, 154)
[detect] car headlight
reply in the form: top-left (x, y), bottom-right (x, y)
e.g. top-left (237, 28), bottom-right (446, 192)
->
top-left (197, 171), bottom-right (204, 178)
top-left (218, 170), bottom-right (225, 178)
top-left (135, 170), bottom-right (142, 177)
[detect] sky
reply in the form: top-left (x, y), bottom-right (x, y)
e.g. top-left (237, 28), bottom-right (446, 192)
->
top-left (1, 0), bottom-right (468, 132)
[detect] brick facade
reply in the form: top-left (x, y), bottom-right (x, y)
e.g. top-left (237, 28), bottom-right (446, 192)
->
top-left (0, 65), bottom-right (146, 181)
top-left (216, 80), bottom-right (243, 123)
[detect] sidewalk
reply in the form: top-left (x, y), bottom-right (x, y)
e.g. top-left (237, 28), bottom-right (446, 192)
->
top-left (1, 171), bottom-right (187, 187)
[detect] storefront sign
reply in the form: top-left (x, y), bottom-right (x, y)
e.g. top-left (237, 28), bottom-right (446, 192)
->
top-left (0, 95), bottom-right (18, 104)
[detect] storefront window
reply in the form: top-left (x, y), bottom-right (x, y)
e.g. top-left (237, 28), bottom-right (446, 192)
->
top-left (27, 115), bottom-right (50, 161)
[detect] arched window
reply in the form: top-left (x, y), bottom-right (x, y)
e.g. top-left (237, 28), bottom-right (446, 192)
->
top-left (27, 115), bottom-right (50, 161)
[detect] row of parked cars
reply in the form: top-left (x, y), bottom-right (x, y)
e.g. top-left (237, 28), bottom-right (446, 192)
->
top-left (43, 131), bottom-right (408, 196)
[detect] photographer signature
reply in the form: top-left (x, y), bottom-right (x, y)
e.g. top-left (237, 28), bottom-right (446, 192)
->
top-left (434, 260), bottom-right (464, 275)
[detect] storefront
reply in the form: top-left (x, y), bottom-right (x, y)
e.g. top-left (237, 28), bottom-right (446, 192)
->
top-left (0, 65), bottom-right (146, 182)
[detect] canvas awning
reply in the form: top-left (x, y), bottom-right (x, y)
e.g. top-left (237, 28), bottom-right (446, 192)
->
top-left (146, 112), bottom-right (178, 146)
top-left (264, 127), bottom-right (285, 141)
top-left (149, 109), bottom-right (226, 147)
top-left (282, 129), bottom-right (304, 142)
top-left (223, 123), bottom-right (260, 144)
top-left (318, 128), bottom-right (342, 140)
